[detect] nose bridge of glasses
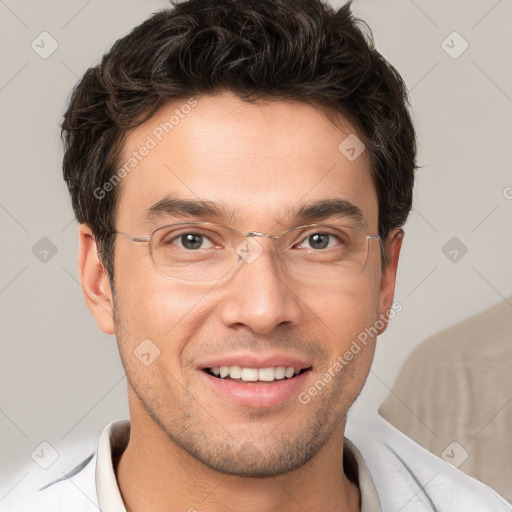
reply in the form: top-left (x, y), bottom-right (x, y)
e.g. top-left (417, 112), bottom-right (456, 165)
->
top-left (245, 231), bottom-right (279, 240)
top-left (233, 230), bottom-right (276, 264)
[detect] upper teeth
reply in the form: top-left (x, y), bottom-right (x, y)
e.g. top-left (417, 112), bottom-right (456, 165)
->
top-left (210, 366), bottom-right (301, 382)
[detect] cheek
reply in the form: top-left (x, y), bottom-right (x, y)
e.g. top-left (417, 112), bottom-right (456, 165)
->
top-left (113, 280), bottom-right (210, 397)
top-left (113, 255), bottom-right (210, 356)
top-left (320, 282), bottom-right (380, 384)
top-left (304, 276), bottom-right (379, 338)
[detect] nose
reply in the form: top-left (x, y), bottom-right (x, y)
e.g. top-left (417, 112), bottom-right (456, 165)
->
top-left (218, 239), bottom-right (303, 335)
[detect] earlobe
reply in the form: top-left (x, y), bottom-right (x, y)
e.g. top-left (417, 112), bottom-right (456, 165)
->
top-left (377, 228), bottom-right (404, 335)
top-left (78, 224), bottom-right (116, 335)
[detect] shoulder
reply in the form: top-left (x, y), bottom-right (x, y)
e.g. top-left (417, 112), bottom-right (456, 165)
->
top-left (346, 409), bottom-right (511, 512)
top-left (6, 454), bottom-right (98, 512)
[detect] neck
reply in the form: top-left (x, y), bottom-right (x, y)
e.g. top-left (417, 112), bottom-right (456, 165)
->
top-left (116, 402), bottom-right (360, 512)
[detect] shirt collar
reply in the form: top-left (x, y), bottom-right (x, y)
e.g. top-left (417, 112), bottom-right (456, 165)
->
top-left (96, 419), bottom-right (130, 512)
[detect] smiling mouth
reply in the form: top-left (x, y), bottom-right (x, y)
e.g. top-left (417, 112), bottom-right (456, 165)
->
top-left (203, 366), bottom-right (312, 382)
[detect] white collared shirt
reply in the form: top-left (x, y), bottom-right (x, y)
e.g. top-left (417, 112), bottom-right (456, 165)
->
top-left (6, 411), bottom-right (510, 512)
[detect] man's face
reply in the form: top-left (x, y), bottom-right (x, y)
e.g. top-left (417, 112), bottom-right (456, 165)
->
top-left (86, 92), bottom-right (399, 476)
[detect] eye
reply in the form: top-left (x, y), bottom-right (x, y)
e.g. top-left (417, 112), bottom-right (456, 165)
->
top-left (297, 232), bottom-right (340, 250)
top-left (172, 233), bottom-right (215, 250)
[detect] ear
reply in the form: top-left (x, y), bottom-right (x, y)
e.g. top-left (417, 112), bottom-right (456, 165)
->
top-left (377, 228), bottom-right (404, 335)
top-left (78, 224), bottom-right (116, 335)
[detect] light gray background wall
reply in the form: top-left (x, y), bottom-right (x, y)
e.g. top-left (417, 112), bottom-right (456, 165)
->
top-left (1, 0), bottom-right (511, 506)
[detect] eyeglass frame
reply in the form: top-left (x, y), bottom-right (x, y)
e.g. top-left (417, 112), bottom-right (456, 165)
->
top-left (111, 221), bottom-right (382, 282)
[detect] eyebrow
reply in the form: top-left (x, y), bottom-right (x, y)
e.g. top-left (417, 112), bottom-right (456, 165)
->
top-left (293, 198), bottom-right (367, 228)
top-left (144, 196), bottom-right (235, 224)
top-left (143, 195), bottom-right (367, 228)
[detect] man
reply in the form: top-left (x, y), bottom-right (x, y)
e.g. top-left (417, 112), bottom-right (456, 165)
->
top-left (9, 0), bottom-right (510, 511)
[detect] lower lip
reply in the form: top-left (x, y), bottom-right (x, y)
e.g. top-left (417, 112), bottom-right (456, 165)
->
top-left (199, 369), bottom-right (312, 408)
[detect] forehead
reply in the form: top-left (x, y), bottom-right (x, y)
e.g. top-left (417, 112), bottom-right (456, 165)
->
top-left (115, 92), bottom-right (377, 231)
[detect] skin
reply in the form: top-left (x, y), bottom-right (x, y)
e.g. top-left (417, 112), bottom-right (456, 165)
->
top-left (78, 92), bottom-right (403, 512)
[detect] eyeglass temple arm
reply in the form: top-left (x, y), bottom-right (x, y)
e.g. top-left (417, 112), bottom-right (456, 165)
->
top-left (113, 231), bottom-right (151, 243)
